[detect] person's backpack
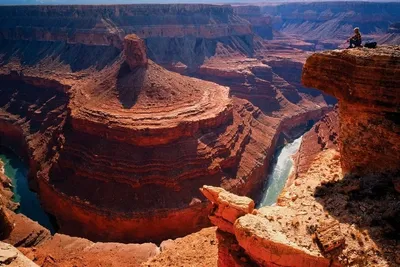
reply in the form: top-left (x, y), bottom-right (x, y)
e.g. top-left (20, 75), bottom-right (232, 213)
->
top-left (364, 42), bottom-right (377, 48)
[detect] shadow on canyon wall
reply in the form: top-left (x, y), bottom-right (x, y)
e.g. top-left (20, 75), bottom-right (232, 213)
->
top-left (314, 172), bottom-right (400, 265)
top-left (0, 40), bottom-right (120, 72)
top-left (116, 62), bottom-right (145, 109)
top-left (146, 35), bottom-right (254, 71)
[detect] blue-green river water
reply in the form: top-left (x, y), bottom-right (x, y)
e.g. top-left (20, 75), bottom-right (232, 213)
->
top-left (258, 135), bottom-right (303, 207)
top-left (0, 147), bottom-right (55, 233)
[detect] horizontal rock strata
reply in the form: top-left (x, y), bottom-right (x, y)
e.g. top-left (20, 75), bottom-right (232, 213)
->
top-left (0, 5), bottom-right (331, 243)
top-left (302, 46), bottom-right (400, 175)
top-left (0, 4), bottom-right (253, 69)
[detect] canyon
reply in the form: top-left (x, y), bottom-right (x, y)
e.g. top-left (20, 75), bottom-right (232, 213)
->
top-left (0, 2), bottom-right (398, 267)
top-left (159, 46), bottom-right (399, 267)
top-left (0, 4), bottom-right (330, 245)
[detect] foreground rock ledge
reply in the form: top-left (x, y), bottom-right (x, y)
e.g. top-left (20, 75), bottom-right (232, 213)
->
top-left (302, 46), bottom-right (400, 175)
top-left (200, 186), bottom-right (341, 267)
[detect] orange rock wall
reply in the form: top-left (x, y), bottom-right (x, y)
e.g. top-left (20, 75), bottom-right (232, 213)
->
top-left (302, 47), bottom-right (400, 175)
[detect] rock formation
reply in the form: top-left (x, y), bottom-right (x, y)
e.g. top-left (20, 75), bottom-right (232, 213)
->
top-left (302, 46), bottom-right (400, 175)
top-left (293, 108), bottom-right (339, 178)
top-left (197, 46), bottom-right (399, 267)
top-left (233, 6), bottom-right (273, 39)
top-left (0, 4), bottom-right (253, 70)
top-left (200, 186), bottom-right (341, 267)
top-left (0, 242), bottom-right (37, 267)
top-left (124, 34), bottom-right (148, 70)
top-left (0, 4), bottom-right (332, 243)
top-left (259, 2), bottom-right (400, 49)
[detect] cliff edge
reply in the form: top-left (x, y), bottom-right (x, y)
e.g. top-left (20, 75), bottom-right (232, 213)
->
top-left (302, 46), bottom-right (400, 175)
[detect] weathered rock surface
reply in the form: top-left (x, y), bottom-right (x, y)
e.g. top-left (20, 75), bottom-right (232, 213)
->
top-left (0, 26), bottom-right (326, 243)
top-left (200, 186), bottom-right (254, 234)
top-left (235, 213), bottom-right (336, 267)
top-left (0, 3), bottom-right (332, 244)
top-left (302, 46), bottom-right (400, 175)
top-left (124, 34), bottom-right (148, 70)
top-left (143, 227), bottom-right (218, 267)
top-left (20, 234), bottom-right (159, 267)
top-left (3, 211), bottom-right (51, 248)
top-left (292, 108), bottom-right (339, 181)
top-left (0, 242), bottom-right (37, 267)
top-left (234, 6), bottom-right (273, 39)
top-left (200, 185), bottom-right (341, 267)
top-left (0, 4), bottom-right (253, 70)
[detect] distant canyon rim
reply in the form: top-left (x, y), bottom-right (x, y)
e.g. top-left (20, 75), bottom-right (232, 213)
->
top-left (0, 2), bottom-right (399, 267)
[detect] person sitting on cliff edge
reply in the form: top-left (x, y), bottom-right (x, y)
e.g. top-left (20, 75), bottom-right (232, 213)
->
top-left (347, 27), bottom-right (362, 48)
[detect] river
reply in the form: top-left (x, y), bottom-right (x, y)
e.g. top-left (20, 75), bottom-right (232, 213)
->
top-left (258, 135), bottom-right (303, 207)
top-left (0, 147), bottom-right (56, 233)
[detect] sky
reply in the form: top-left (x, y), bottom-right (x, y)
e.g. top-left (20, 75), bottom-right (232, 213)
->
top-left (2, 0), bottom-right (398, 5)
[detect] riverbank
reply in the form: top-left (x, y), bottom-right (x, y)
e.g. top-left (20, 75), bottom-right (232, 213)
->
top-left (0, 147), bottom-right (56, 233)
top-left (258, 134), bottom-right (304, 207)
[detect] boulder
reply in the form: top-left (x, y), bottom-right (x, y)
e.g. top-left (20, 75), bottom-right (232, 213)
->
top-left (200, 186), bottom-right (254, 234)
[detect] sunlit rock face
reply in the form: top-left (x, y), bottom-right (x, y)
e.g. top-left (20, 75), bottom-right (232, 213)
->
top-left (302, 46), bottom-right (400, 176)
top-left (124, 34), bottom-right (148, 70)
top-left (0, 24), bottom-right (293, 243)
top-left (0, 4), bottom-right (330, 243)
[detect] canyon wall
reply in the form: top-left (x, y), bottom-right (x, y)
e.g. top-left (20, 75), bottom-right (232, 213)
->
top-left (0, 4), bottom-right (253, 70)
top-left (257, 2), bottom-right (400, 49)
top-left (302, 46), bottom-right (400, 175)
top-left (233, 5), bottom-right (273, 40)
top-left (0, 4), bottom-right (330, 243)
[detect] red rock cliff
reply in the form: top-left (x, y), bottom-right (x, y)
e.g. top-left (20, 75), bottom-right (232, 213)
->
top-left (302, 46), bottom-right (400, 175)
top-left (0, 4), bottom-right (253, 69)
top-left (0, 31), bottom-right (318, 243)
top-left (0, 5), bottom-right (330, 243)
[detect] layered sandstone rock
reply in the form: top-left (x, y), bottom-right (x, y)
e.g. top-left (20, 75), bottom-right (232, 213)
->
top-left (0, 242), bottom-right (37, 267)
top-left (0, 4), bottom-right (253, 69)
top-left (200, 185), bottom-right (341, 267)
top-left (0, 4), bottom-right (331, 244)
top-left (233, 6), bottom-right (273, 39)
top-left (292, 108), bottom-right (339, 180)
top-left (200, 186), bottom-right (254, 234)
top-left (196, 56), bottom-right (331, 115)
top-left (0, 28), bottom-right (320, 243)
top-left (302, 46), bottom-right (400, 175)
top-left (124, 34), bottom-right (148, 70)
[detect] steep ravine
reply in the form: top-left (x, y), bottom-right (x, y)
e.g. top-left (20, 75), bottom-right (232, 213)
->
top-left (0, 4), bottom-right (331, 244)
top-left (0, 147), bottom-right (56, 233)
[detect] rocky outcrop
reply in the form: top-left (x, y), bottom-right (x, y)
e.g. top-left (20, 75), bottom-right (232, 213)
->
top-left (0, 4), bottom-right (332, 244)
top-left (200, 186), bottom-right (254, 234)
top-left (0, 242), bottom-right (38, 267)
top-left (124, 34), bottom-right (148, 70)
top-left (302, 46), bottom-right (400, 175)
top-left (144, 227), bottom-right (218, 267)
top-left (196, 56), bottom-right (331, 115)
top-left (3, 211), bottom-right (51, 248)
top-left (293, 108), bottom-right (339, 179)
top-left (0, 28), bottom-right (324, 243)
top-left (200, 186), bottom-right (341, 267)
